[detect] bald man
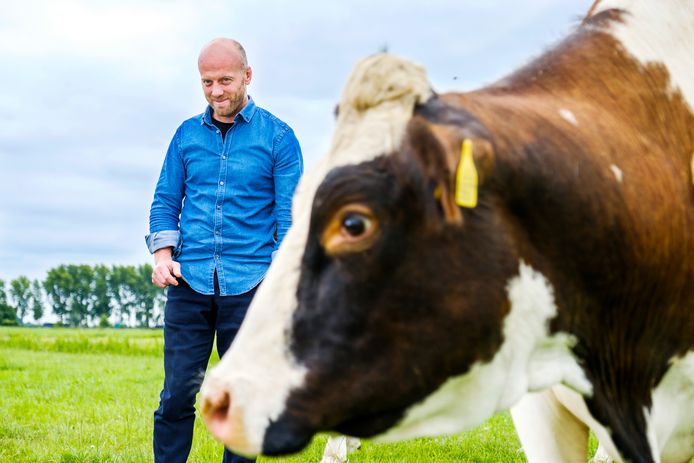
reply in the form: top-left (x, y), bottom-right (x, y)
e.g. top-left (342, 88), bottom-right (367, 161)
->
top-left (146, 38), bottom-right (303, 463)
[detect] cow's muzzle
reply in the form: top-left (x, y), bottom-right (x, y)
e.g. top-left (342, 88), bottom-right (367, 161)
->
top-left (200, 376), bottom-right (258, 456)
top-left (200, 375), bottom-right (314, 456)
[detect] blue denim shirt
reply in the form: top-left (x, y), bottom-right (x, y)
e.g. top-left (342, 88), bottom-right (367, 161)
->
top-left (146, 98), bottom-right (303, 295)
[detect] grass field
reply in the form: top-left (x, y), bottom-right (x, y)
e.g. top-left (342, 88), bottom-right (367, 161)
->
top-left (0, 327), bottom-right (579, 462)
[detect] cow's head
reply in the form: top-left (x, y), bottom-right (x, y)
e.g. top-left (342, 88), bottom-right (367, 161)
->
top-left (260, 116), bottom-right (523, 444)
top-left (200, 59), bottom-right (579, 458)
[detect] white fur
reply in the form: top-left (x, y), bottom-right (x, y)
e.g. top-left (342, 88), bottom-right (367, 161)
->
top-left (648, 351), bottom-right (694, 463)
top-left (592, 0), bottom-right (694, 111)
top-left (513, 347), bottom-right (694, 463)
top-left (511, 388), bottom-right (618, 463)
top-left (591, 444), bottom-right (615, 463)
top-left (375, 262), bottom-right (590, 442)
top-left (559, 108), bottom-right (579, 126)
top-left (610, 164), bottom-right (624, 183)
top-left (320, 436), bottom-right (361, 463)
top-left (511, 390), bottom-right (590, 462)
top-left (644, 406), bottom-right (662, 463)
top-left (200, 54), bottom-right (432, 454)
top-left (552, 385), bottom-right (622, 461)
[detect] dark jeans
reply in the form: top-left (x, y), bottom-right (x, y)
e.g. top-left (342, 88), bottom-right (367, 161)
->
top-left (153, 277), bottom-right (257, 463)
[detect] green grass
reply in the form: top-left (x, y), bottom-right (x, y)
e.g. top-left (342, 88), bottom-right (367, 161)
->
top-left (0, 326), bottom-right (597, 462)
top-left (0, 327), bottom-right (163, 356)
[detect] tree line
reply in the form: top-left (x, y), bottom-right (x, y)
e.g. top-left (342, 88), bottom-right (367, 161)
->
top-left (0, 264), bottom-right (166, 328)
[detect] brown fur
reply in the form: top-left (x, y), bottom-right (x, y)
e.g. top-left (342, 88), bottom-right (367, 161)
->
top-left (409, 17), bottom-right (694, 462)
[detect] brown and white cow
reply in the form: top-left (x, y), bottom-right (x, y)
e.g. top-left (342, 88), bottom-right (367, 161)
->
top-left (200, 1), bottom-right (694, 462)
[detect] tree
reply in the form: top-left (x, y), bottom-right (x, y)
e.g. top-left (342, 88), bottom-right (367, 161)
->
top-left (64, 264), bottom-right (94, 327)
top-left (9, 276), bottom-right (31, 324)
top-left (91, 264), bottom-right (112, 325)
top-left (98, 313), bottom-right (111, 328)
top-left (29, 279), bottom-right (44, 322)
top-left (109, 265), bottom-right (136, 326)
top-left (11, 262), bottom-right (167, 327)
top-left (131, 264), bottom-right (165, 327)
top-left (44, 266), bottom-right (72, 325)
top-left (0, 279), bottom-right (18, 326)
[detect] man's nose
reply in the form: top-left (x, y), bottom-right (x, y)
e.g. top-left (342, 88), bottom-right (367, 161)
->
top-left (211, 84), bottom-right (223, 97)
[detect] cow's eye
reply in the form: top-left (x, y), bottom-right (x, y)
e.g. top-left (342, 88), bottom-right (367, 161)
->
top-left (342, 213), bottom-right (370, 237)
top-left (321, 204), bottom-right (379, 256)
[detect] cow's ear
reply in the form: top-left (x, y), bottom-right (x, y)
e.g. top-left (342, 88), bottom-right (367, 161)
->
top-left (403, 116), bottom-right (495, 225)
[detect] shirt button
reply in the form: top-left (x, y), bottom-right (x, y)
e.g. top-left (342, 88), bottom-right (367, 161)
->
top-left (219, 181), bottom-right (224, 186)
top-left (222, 155), bottom-right (227, 160)
top-left (216, 204), bottom-right (221, 209)
top-left (215, 230), bottom-right (220, 235)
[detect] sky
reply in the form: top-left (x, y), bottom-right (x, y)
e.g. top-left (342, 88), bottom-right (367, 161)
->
top-left (0, 0), bottom-right (593, 282)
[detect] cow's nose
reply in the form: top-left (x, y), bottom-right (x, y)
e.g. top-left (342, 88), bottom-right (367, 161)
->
top-left (200, 380), bottom-right (232, 443)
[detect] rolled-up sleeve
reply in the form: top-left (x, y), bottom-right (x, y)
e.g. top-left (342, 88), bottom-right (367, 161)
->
top-left (145, 230), bottom-right (180, 254)
top-left (273, 127), bottom-right (303, 247)
top-left (145, 127), bottom-right (185, 253)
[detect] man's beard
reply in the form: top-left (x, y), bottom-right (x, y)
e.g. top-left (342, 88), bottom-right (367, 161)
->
top-left (214, 89), bottom-right (246, 118)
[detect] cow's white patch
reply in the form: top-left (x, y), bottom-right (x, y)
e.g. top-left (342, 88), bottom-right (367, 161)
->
top-left (375, 262), bottom-right (591, 442)
top-left (552, 385), bottom-right (622, 462)
top-left (511, 389), bottom-right (591, 462)
top-left (593, 0), bottom-right (694, 111)
top-left (559, 108), bottom-right (579, 126)
top-left (511, 387), bottom-right (619, 462)
top-left (591, 444), bottom-right (615, 463)
top-left (320, 436), bottom-right (361, 463)
top-left (643, 407), bottom-right (661, 463)
top-left (200, 54), bottom-right (432, 454)
top-left (649, 351), bottom-right (694, 462)
top-left (609, 164), bottom-right (624, 182)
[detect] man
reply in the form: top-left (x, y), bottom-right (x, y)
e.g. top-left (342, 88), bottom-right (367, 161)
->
top-left (146, 38), bottom-right (303, 463)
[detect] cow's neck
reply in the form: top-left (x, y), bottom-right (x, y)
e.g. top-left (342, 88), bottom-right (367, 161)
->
top-left (440, 5), bottom-right (694, 460)
top-left (451, 1), bottom-right (694, 297)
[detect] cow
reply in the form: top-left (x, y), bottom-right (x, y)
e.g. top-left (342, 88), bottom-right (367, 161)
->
top-left (200, 1), bottom-right (694, 462)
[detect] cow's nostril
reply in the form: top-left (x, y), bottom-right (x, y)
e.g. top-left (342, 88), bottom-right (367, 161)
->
top-left (201, 385), bottom-right (231, 432)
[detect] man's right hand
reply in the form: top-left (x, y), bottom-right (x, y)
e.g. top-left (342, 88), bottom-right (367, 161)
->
top-left (152, 247), bottom-right (182, 288)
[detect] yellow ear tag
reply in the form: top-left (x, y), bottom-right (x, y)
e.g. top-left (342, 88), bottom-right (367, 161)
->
top-left (455, 139), bottom-right (478, 208)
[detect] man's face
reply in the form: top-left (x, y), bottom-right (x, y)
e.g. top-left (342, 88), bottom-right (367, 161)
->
top-left (199, 51), bottom-right (252, 123)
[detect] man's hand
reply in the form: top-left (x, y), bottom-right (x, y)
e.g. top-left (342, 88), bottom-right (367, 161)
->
top-left (152, 247), bottom-right (182, 288)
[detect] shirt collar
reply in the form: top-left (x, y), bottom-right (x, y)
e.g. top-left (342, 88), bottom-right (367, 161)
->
top-left (202, 95), bottom-right (256, 126)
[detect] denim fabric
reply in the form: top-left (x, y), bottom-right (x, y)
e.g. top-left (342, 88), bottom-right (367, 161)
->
top-left (146, 98), bottom-right (303, 295)
top-left (153, 278), bottom-right (257, 463)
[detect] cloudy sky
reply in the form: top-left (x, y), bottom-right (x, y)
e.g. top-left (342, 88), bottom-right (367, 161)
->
top-left (0, 0), bottom-right (592, 282)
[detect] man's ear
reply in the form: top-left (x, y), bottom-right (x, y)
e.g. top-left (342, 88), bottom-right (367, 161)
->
top-left (402, 115), bottom-right (495, 225)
